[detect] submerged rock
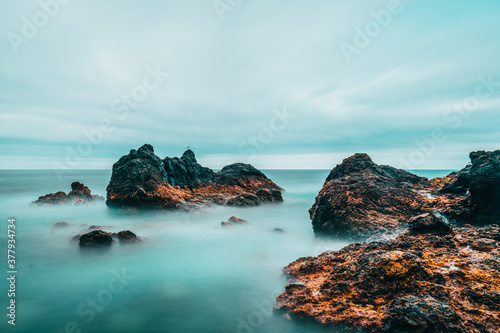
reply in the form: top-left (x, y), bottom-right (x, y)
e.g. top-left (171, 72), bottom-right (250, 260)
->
top-left (275, 223), bottom-right (500, 332)
top-left (115, 230), bottom-right (140, 243)
top-left (79, 230), bottom-right (113, 247)
top-left (106, 144), bottom-right (283, 209)
top-left (228, 216), bottom-right (248, 224)
top-left (33, 182), bottom-right (104, 205)
top-left (309, 153), bottom-right (430, 240)
top-left (77, 229), bottom-right (141, 247)
top-left (53, 221), bottom-right (71, 228)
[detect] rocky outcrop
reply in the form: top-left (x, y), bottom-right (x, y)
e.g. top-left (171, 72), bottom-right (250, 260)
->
top-left (431, 150), bottom-right (500, 226)
top-left (33, 182), bottom-right (104, 205)
top-left (106, 144), bottom-right (283, 209)
top-left (77, 229), bottom-right (141, 247)
top-left (275, 216), bottom-right (500, 332)
top-left (309, 153), bottom-right (431, 240)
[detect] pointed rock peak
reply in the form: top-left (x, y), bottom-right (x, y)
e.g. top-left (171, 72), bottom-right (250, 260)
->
top-left (181, 149), bottom-right (196, 162)
top-left (326, 153), bottom-right (376, 181)
top-left (138, 143), bottom-right (154, 155)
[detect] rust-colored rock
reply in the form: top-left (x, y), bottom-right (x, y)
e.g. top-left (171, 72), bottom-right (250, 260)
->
top-left (33, 182), bottom-right (104, 205)
top-left (106, 144), bottom-right (283, 209)
top-left (275, 219), bottom-right (500, 332)
top-left (309, 153), bottom-right (431, 240)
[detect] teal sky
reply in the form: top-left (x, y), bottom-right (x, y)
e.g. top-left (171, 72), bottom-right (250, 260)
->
top-left (1, 0), bottom-right (499, 170)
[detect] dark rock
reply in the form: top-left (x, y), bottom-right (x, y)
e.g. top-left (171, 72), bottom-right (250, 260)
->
top-left (432, 150), bottom-right (500, 226)
top-left (79, 230), bottom-right (113, 247)
top-left (53, 221), bottom-right (70, 228)
top-left (221, 221), bottom-right (233, 227)
top-left (163, 149), bottom-right (215, 188)
top-left (33, 182), bottom-right (103, 205)
top-left (115, 230), bottom-right (140, 243)
top-left (383, 295), bottom-right (462, 332)
top-left (273, 228), bottom-right (285, 233)
top-left (228, 216), bottom-right (248, 224)
top-left (408, 211), bottom-right (453, 236)
top-left (226, 194), bottom-right (260, 206)
top-left (106, 144), bottom-right (283, 209)
top-left (309, 153), bottom-right (430, 240)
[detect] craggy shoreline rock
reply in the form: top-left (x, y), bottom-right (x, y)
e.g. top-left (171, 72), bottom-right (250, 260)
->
top-left (106, 144), bottom-right (283, 209)
top-left (310, 150), bottom-right (500, 239)
top-left (431, 150), bottom-right (500, 226)
top-left (33, 182), bottom-right (104, 205)
top-left (309, 153), bottom-right (431, 240)
top-left (275, 216), bottom-right (500, 332)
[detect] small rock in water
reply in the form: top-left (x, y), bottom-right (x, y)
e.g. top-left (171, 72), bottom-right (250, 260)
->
top-left (79, 230), bottom-right (113, 248)
top-left (228, 216), bottom-right (248, 224)
top-left (273, 228), bottom-right (285, 233)
top-left (115, 230), bottom-right (140, 243)
top-left (221, 221), bottom-right (233, 227)
top-left (88, 225), bottom-right (113, 230)
top-left (53, 222), bottom-right (71, 228)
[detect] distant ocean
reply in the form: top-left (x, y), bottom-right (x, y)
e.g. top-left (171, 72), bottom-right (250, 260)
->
top-left (0, 169), bottom-right (453, 333)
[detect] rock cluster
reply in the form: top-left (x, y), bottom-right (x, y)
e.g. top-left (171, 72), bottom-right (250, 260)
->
top-left (76, 229), bottom-right (141, 247)
top-left (33, 182), bottom-right (104, 205)
top-left (106, 144), bottom-right (283, 209)
top-left (276, 215), bottom-right (500, 332)
top-left (309, 150), bottom-right (500, 240)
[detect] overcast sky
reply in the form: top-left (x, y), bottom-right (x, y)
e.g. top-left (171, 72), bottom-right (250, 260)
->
top-left (1, 0), bottom-right (499, 170)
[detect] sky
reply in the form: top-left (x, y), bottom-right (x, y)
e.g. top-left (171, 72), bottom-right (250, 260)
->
top-left (0, 0), bottom-right (499, 170)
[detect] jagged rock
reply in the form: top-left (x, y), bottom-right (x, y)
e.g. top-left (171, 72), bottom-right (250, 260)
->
top-left (275, 224), bottom-right (500, 332)
top-left (431, 150), bottom-right (500, 226)
top-left (33, 182), bottom-right (104, 205)
top-left (309, 153), bottom-right (430, 240)
top-left (79, 230), bottom-right (113, 247)
top-left (106, 144), bottom-right (283, 209)
top-left (221, 221), bottom-right (233, 227)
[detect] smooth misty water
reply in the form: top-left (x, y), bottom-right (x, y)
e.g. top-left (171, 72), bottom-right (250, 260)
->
top-left (0, 169), bottom-right (452, 333)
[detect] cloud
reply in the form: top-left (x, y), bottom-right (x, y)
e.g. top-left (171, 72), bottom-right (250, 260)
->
top-left (0, 0), bottom-right (499, 170)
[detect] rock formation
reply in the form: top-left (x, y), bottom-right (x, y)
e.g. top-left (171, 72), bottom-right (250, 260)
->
top-left (309, 150), bottom-right (500, 239)
top-left (77, 229), bottom-right (141, 247)
top-left (33, 182), bottom-right (104, 205)
top-left (309, 153), bottom-right (430, 240)
top-left (275, 214), bottom-right (500, 332)
top-left (106, 144), bottom-right (283, 209)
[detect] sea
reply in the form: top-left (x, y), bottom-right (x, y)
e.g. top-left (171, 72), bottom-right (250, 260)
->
top-left (0, 169), bottom-right (453, 333)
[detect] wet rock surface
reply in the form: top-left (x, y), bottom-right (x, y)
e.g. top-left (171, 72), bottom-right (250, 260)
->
top-left (309, 153), bottom-right (430, 240)
top-left (275, 219), bottom-right (500, 332)
top-left (33, 182), bottom-right (104, 205)
top-left (106, 144), bottom-right (283, 209)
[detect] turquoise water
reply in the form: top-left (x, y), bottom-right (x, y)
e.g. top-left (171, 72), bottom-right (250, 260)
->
top-left (0, 169), bottom-right (452, 333)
